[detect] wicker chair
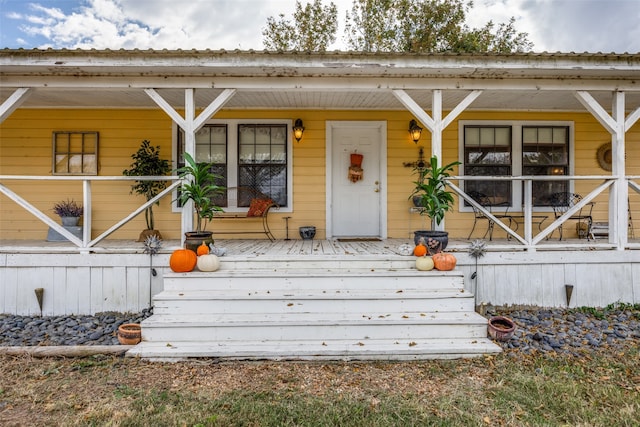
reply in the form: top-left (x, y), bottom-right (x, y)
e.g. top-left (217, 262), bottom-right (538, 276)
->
top-left (549, 192), bottom-right (594, 240)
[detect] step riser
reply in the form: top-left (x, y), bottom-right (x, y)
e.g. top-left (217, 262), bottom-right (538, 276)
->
top-left (127, 338), bottom-right (502, 361)
top-left (162, 275), bottom-right (464, 292)
top-left (141, 323), bottom-right (487, 342)
top-left (152, 298), bottom-right (475, 314)
top-left (202, 259), bottom-right (417, 270)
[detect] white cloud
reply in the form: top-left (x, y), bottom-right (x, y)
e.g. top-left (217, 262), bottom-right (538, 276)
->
top-left (4, 0), bottom-right (639, 52)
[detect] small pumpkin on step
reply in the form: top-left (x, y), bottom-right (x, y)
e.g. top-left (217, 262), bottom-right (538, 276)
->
top-left (169, 248), bottom-right (197, 272)
top-left (196, 241), bottom-right (210, 256)
top-left (432, 252), bottom-right (457, 271)
top-left (415, 255), bottom-right (435, 271)
top-left (197, 254), bottom-right (220, 272)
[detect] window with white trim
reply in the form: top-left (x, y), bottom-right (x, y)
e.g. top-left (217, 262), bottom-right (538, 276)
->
top-left (461, 122), bottom-right (572, 211)
top-left (177, 121), bottom-right (291, 210)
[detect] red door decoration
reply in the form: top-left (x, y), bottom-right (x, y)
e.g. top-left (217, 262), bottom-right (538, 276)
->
top-left (348, 153), bottom-right (364, 183)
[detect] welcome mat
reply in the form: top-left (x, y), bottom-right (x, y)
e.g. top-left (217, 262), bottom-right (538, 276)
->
top-left (337, 238), bottom-right (382, 242)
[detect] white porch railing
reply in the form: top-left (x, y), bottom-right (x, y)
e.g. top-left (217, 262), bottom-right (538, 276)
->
top-left (0, 175), bottom-right (181, 251)
top-left (448, 175), bottom-right (638, 251)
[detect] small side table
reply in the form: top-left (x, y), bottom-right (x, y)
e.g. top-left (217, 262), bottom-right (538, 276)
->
top-left (283, 216), bottom-right (292, 240)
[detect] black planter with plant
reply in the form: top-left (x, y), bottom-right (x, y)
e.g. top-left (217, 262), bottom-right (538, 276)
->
top-left (177, 152), bottom-right (225, 251)
top-left (123, 140), bottom-right (171, 241)
top-left (409, 155), bottom-right (460, 252)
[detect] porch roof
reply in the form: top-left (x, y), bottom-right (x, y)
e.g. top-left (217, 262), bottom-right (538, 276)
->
top-left (1, 49), bottom-right (640, 111)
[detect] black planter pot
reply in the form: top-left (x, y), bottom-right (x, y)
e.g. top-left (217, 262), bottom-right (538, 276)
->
top-left (413, 230), bottom-right (448, 253)
top-left (184, 231), bottom-right (214, 252)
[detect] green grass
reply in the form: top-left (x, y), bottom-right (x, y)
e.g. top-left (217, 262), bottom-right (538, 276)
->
top-left (2, 347), bottom-right (639, 426)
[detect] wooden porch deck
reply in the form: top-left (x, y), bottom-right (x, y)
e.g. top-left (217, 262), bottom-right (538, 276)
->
top-left (1, 234), bottom-right (631, 256)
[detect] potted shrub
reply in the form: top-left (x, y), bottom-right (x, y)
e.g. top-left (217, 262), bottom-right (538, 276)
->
top-left (123, 140), bottom-right (171, 241)
top-left (409, 155), bottom-right (460, 252)
top-left (177, 152), bottom-right (225, 251)
top-left (52, 199), bottom-right (83, 226)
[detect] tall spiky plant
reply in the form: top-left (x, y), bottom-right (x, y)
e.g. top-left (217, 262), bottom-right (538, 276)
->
top-left (176, 153), bottom-right (224, 233)
top-left (410, 155), bottom-right (460, 229)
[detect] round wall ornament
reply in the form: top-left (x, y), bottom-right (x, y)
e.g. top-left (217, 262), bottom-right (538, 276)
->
top-left (596, 142), bottom-right (612, 171)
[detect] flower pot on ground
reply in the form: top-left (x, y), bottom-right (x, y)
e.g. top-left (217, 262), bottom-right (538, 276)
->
top-left (177, 152), bottom-right (225, 248)
top-left (123, 140), bottom-right (172, 241)
top-left (488, 316), bottom-right (516, 341)
top-left (117, 323), bottom-right (141, 345)
top-left (409, 155), bottom-right (460, 252)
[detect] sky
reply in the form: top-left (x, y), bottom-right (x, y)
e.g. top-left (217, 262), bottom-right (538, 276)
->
top-left (0, 0), bottom-right (639, 53)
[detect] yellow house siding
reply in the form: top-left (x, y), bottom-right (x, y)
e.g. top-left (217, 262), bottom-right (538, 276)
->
top-left (1, 108), bottom-right (637, 241)
top-left (0, 109), bottom-right (177, 240)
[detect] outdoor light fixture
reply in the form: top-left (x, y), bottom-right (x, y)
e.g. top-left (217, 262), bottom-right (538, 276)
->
top-left (409, 119), bottom-right (422, 144)
top-left (293, 119), bottom-right (305, 142)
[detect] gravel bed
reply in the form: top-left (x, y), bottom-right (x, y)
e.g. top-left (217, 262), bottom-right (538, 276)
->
top-left (0, 309), bottom-right (153, 346)
top-left (1, 307), bottom-right (638, 356)
top-left (487, 306), bottom-right (640, 356)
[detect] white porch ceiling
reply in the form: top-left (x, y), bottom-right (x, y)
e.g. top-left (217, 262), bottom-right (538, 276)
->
top-left (3, 87), bottom-right (640, 112)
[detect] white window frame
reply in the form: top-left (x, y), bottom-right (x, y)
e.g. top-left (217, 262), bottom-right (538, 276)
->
top-left (172, 119), bottom-right (293, 213)
top-left (458, 120), bottom-right (574, 213)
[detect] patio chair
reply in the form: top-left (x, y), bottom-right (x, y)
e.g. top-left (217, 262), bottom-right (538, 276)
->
top-left (549, 192), bottom-right (594, 240)
top-left (466, 191), bottom-right (511, 241)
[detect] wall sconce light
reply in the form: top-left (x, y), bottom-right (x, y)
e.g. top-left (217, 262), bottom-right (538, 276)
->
top-left (409, 119), bottom-right (422, 144)
top-left (293, 119), bottom-right (305, 142)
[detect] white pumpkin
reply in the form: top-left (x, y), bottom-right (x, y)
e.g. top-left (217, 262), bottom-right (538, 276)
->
top-left (415, 256), bottom-right (435, 271)
top-left (196, 254), bottom-right (220, 272)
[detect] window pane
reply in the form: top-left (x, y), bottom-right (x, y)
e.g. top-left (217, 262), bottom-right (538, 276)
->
top-left (495, 128), bottom-right (510, 146)
top-left (522, 126), bottom-right (569, 207)
top-left (465, 127), bottom-right (480, 146)
top-left (52, 131), bottom-right (98, 175)
top-left (553, 127), bottom-right (566, 143)
top-left (237, 124), bottom-right (288, 206)
top-left (463, 126), bottom-right (512, 206)
top-left (538, 128), bottom-right (553, 143)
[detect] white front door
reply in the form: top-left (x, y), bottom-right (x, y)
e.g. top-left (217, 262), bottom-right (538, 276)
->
top-left (327, 121), bottom-right (387, 238)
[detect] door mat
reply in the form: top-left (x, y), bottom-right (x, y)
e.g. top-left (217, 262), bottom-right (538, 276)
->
top-left (337, 238), bottom-right (382, 242)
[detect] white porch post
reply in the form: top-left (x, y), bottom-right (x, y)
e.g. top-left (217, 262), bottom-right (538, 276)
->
top-left (575, 90), bottom-right (628, 250)
top-left (611, 92), bottom-right (627, 249)
top-left (182, 89), bottom-right (197, 237)
top-left (392, 89), bottom-right (481, 231)
top-left (145, 88), bottom-right (236, 242)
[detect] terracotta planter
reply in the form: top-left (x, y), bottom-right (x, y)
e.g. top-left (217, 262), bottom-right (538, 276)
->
top-left (487, 316), bottom-right (516, 341)
top-left (117, 323), bottom-right (142, 345)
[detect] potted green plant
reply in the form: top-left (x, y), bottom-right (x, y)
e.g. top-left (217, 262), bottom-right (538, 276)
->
top-left (177, 152), bottom-right (225, 251)
top-left (123, 140), bottom-right (172, 241)
top-left (409, 155), bottom-right (460, 252)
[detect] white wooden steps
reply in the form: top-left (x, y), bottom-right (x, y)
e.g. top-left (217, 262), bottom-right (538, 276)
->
top-left (127, 258), bottom-right (501, 360)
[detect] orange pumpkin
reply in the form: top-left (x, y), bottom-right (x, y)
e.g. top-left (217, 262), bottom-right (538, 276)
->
top-left (432, 252), bottom-right (457, 271)
top-left (169, 248), bottom-right (197, 272)
top-left (197, 241), bottom-right (210, 256)
top-left (413, 243), bottom-right (427, 257)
